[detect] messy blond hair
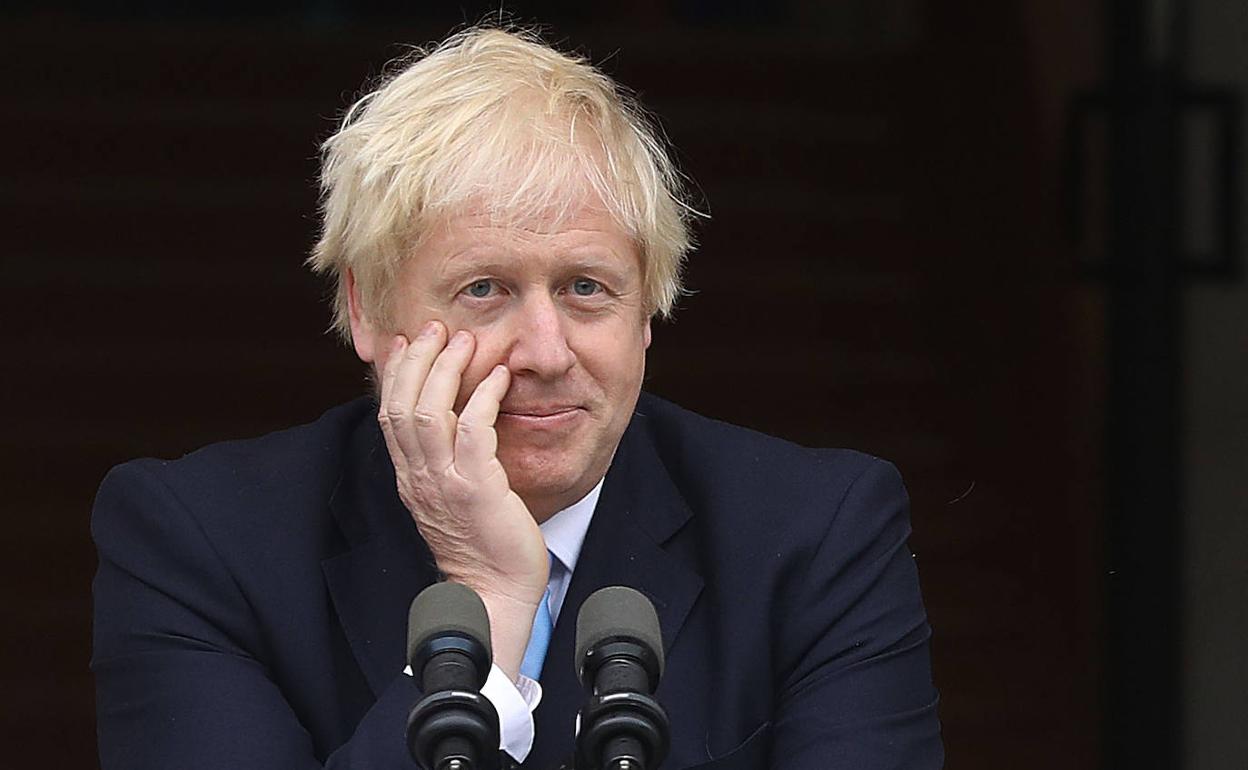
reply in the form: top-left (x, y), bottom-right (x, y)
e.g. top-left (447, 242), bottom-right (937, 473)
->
top-left (308, 26), bottom-right (697, 342)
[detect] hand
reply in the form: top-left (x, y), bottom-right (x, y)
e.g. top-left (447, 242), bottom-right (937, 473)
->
top-left (377, 321), bottom-right (549, 680)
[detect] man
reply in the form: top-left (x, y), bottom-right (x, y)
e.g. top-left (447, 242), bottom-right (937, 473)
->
top-left (92, 27), bottom-right (943, 769)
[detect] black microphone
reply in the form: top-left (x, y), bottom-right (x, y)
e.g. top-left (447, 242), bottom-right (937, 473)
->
top-left (406, 582), bottom-right (501, 770)
top-left (574, 587), bottom-right (670, 770)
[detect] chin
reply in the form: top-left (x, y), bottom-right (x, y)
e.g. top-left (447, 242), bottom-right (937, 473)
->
top-left (502, 450), bottom-right (581, 496)
top-left (500, 445), bottom-right (596, 513)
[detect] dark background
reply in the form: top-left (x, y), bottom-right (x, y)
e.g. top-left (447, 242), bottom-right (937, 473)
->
top-left (4, 1), bottom-right (1244, 768)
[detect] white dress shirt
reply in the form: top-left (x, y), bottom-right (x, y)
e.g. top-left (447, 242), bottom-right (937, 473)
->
top-left (405, 478), bottom-right (603, 762)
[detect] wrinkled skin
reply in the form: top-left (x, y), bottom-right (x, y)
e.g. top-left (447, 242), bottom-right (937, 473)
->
top-left (347, 204), bottom-right (651, 679)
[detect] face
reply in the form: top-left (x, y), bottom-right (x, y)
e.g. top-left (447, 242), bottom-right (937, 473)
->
top-left (350, 204), bottom-right (651, 519)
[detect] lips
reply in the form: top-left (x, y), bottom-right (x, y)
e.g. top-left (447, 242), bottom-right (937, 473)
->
top-left (499, 404), bottom-right (582, 417)
top-left (497, 404), bottom-right (586, 429)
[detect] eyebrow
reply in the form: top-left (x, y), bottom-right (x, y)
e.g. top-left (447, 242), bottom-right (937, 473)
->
top-left (435, 248), bottom-right (632, 289)
top-left (431, 257), bottom-right (510, 294)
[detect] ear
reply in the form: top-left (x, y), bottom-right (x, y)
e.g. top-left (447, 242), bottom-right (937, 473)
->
top-left (643, 318), bottom-right (652, 349)
top-left (345, 268), bottom-right (379, 363)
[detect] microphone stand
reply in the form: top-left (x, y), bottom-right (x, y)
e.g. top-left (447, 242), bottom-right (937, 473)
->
top-left (405, 583), bottom-right (502, 770)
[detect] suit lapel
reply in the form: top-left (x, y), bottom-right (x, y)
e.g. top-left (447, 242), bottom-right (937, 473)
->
top-left (317, 402), bottom-right (706, 763)
top-left (322, 416), bottom-right (440, 697)
top-left (526, 410), bottom-right (705, 769)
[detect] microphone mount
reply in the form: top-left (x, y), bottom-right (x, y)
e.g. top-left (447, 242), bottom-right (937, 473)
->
top-left (405, 583), bottom-right (502, 770)
top-left (573, 588), bottom-right (671, 770)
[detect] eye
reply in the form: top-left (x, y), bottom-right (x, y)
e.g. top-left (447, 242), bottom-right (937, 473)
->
top-left (462, 279), bottom-right (497, 299)
top-left (570, 278), bottom-right (602, 297)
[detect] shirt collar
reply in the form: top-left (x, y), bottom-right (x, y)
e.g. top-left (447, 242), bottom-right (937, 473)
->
top-left (539, 477), bottom-right (603, 575)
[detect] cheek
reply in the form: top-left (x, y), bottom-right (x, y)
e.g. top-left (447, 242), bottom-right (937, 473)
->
top-left (454, 329), bottom-right (511, 408)
top-left (577, 326), bottom-right (647, 390)
top-left (370, 334), bottom-right (401, 373)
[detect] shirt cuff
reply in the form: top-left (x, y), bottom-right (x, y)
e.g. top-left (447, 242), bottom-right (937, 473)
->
top-left (403, 663), bottom-right (542, 762)
top-left (483, 664), bottom-right (542, 761)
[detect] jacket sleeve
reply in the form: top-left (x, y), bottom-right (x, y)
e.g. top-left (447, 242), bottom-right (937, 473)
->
top-left (770, 458), bottom-right (944, 769)
top-left (91, 460), bottom-right (420, 770)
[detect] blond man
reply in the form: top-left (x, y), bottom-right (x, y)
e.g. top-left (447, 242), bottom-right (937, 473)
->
top-left (93, 27), bottom-right (942, 770)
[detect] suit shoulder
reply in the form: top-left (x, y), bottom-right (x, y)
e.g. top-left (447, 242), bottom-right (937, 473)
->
top-left (633, 391), bottom-right (891, 498)
top-left (97, 397), bottom-right (375, 530)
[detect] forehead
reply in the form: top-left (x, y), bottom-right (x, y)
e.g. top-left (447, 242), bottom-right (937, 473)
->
top-left (417, 203), bottom-right (641, 276)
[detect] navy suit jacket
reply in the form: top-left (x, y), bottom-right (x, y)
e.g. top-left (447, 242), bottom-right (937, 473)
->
top-left (92, 392), bottom-right (942, 769)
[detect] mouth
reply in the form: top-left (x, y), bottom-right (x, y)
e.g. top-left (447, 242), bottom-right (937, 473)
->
top-left (497, 405), bottom-right (585, 428)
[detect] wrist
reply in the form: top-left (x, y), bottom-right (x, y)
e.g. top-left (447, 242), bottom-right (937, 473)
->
top-left (476, 589), bottom-right (545, 682)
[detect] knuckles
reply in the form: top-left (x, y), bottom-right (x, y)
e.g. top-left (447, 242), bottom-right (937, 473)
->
top-left (455, 417), bottom-right (488, 437)
top-left (373, 345), bottom-right (519, 545)
top-left (410, 409), bottom-right (440, 428)
top-left (378, 404), bottom-right (446, 430)
top-left (378, 403), bottom-right (407, 427)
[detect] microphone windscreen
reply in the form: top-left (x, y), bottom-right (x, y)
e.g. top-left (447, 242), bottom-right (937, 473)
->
top-left (406, 581), bottom-right (493, 666)
top-left (575, 586), bottom-right (665, 682)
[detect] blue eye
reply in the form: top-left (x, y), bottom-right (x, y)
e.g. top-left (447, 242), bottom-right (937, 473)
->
top-left (465, 279), bottom-right (494, 298)
top-left (571, 278), bottom-right (601, 296)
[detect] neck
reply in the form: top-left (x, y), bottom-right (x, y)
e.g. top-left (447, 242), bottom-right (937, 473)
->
top-left (523, 475), bottom-right (604, 524)
top-left (525, 491), bottom-right (578, 524)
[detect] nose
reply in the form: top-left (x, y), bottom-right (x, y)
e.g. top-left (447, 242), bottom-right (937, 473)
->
top-left (504, 292), bottom-right (577, 380)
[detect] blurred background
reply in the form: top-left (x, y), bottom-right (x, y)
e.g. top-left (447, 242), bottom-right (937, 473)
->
top-left (2, 0), bottom-right (1244, 767)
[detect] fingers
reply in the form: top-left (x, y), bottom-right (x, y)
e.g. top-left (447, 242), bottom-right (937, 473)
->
top-left (454, 364), bottom-right (510, 477)
top-left (378, 321), bottom-right (446, 461)
top-left (411, 329), bottom-right (475, 473)
top-left (378, 321), bottom-right (495, 479)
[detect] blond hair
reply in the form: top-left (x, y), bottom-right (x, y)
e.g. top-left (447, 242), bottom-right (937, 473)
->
top-left (308, 26), bottom-right (697, 341)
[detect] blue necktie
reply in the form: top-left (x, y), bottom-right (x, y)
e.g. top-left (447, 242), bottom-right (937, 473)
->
top-left (520, 556), bottom-right (556, 680)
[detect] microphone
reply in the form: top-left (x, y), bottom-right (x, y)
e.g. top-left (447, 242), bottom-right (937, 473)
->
top-left (573, 587), bottom-right (670, 770)
top-left (406, 582), bottom-right (501, 770)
